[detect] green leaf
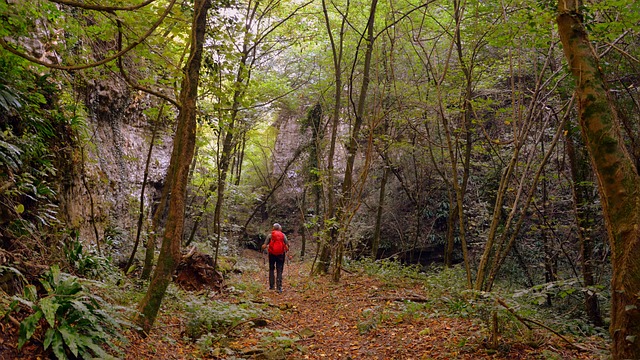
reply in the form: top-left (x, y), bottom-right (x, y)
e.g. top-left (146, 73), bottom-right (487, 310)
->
top-left (58, 324), bottom-right (79, 357)
top-left (50, 330), bottom-right (67, 360)
top-left (43, 328), bottom-right (55, 350)
top-left (49, 264), bottom-right (61, 287)
top-left (56, 277), bottom-right (82, 296)
top-left (0, 84), bottom-right (22, 111)
top-left (15, 204), bottom-right (25, 214)
top-left (22, 284), bottom-right (38, 303)
top-left (80, 336), bottom-right (116, 360)
top-left (41, 279), bottom-right (54, 295)
top-left (40, 297), bottom-right (61, 328)
top-left (18, 311), bottom-right (43, 349)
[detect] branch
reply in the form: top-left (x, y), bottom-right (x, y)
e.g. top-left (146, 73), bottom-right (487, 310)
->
top-left (0, 0), bottom-right (177, 71)
top-left (116, 19), bottom-right (181, 109)
top-left (242, 143), bottom-right (309, 231)
top-left (247, 0), bottom-right (314, 54)
top-left (47, 0), bottom-right (156, 11)
top-left (373, 0), bottom-right (436, 42)
top-left (223, 317), bottom-right (271, 336)
top-left (496, 298), bottom-right (588, 351)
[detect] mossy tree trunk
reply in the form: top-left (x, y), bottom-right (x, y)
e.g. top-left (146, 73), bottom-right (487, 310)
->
top-left (557, 2), bottom-right (640, 358)
top-left (137, 0), bottom-right (211, 334)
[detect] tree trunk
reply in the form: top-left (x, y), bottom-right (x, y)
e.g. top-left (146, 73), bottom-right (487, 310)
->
top-left (372, 165), bottom-right (388, 259)
top-left (141, 169), bottom-right (171, 280)
top-left (212, 0), bottom-right (256, 237)
top-left (136, 0), bottom-right (211, 334)
top-left (557, 3), bottom-right (640, 358)
top-left (332, 0), bottom-right (378, 282)
top-left (126, 106), bottom-right (162, 271)
top-left (234, 131), bottom-right (246, 186)
top-left (444, 193), bottom-right (456, 267)
top-left (299, 188), bottom-right (308, 259)
top-left (184, 183), bottom-right (218, 247)
top-left (314, 0), bottom-right (346, 275)
top-left (565, 119), bottom-right (604, 326)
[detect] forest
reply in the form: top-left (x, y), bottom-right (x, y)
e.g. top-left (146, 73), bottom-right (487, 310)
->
top-left (0, 0), bottom-right (639, 358)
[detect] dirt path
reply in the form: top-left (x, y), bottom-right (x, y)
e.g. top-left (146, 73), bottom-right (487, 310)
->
top-left (235, 252), bottom-right (603, 360)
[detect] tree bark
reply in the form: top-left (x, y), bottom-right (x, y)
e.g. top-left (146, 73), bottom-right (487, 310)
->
top-left (136, 0), bottom-right (211, 334)
top-left (372, 164), bottom-right (388, 259)
top-left (557, 2), bottom-right (640, 358)
top-left (184, 183), bottom-right (218, 247)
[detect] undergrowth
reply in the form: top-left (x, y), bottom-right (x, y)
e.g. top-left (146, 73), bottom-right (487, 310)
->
top-left (184, 297), bottom-right (267, 342)
top-left (6, 265), bottom-right (130, 360)
top-left (349, 259), bottom-right (609, 351)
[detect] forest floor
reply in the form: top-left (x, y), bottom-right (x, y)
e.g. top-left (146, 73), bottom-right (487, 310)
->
top-left (2, 248), bottom-right (610, 360)
top-left (122, 249), bottom-right (609, 360)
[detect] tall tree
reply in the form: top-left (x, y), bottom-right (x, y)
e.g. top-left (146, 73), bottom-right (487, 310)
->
top-left (332, 0), bottom-right (378, 282)
top-left (557, 1), bottom-right (640, 358)
top-left (314, 0), bottom-right (348, 275)
top-left (137, 0), bottom-right (212, 334)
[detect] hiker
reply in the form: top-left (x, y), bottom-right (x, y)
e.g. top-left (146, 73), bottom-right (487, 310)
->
top-left (261, 223), bottom-right (290, 293)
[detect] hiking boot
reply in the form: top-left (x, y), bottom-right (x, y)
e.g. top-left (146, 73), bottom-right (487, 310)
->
top-left (277, 288), bottom-right (282, 293)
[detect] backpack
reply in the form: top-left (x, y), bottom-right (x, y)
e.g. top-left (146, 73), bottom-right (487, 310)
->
top-left (268, 230), bottom-right (286, 255)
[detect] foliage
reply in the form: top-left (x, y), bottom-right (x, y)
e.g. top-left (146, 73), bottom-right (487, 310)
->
top-left (11, 265), bottom-right (127, 360)
top-left (63, 237), bottom-right (114, 280)
top-left (357, 306), bottom-right (384, 334)
top-left (184, 297), bottom-right (267, 341)
top-left (0, 54), bottom-right (73, 240)
top-left (353, 258), bottom-right (425, 284)
top-left (255, 328), bottom-right (298, 352)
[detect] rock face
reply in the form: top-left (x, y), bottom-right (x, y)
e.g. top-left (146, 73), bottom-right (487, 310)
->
top-left (58, 77), bottom-right (174, 263)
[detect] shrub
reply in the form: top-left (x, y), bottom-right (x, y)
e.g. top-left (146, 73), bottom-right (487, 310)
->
top-left (12, 265), bottom-right (126, 359)
top-left (63, 237), bottom-right (114, 279)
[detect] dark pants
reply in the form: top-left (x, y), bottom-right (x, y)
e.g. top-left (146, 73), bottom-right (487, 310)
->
top-left (268, 253), bottom-right (285, 290)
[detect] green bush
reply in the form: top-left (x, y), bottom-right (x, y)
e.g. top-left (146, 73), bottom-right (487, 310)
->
top-left (13, 265), bottom-right (126, 360)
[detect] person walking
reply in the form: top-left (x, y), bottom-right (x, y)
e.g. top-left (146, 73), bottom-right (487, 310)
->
top-left (262, 223), bottom-right (290, 293)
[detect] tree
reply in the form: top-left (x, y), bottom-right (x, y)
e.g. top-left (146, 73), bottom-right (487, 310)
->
top-left (137, 0), bottom-right (212, 334)
top-left (209, 0), bottom-right (310, 257)
top-left (313, 0), bottom-right (348, 275)
top-left (557, 1), bottom-right (640, 358)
